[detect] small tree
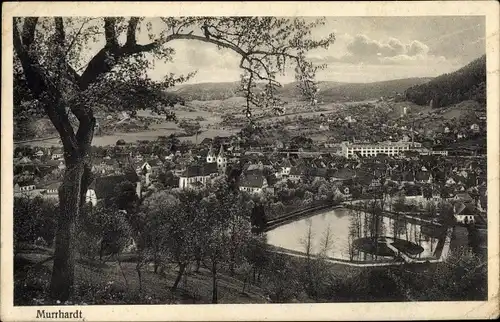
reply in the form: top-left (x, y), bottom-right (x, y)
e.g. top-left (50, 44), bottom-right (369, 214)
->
top-left (14, 196), bottom-right (58, 254)
top-left (178, 119), bottom-right (202, 144)
top-left (200, 178), bottom-right (254, 303)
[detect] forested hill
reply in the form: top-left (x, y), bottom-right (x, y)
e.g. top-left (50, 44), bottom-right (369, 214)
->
top-left (169, 77), bottom-right (432, 103)
top-left (404, 55), bottom-right (486, 108)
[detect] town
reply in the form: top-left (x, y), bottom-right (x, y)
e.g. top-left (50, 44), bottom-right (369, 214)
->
top-left (10, 14), bottom-right (489, 309)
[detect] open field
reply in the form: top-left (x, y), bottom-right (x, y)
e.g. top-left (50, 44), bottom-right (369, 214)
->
top-left (17, 127), bottom-right (239, 148)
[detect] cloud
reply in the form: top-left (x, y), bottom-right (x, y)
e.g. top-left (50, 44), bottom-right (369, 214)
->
top-left (406, 40), bottom-right (429, 56)
top-left (379, 54), bottom-right (446, 65)
top-left (331, 34), bottom-right (443, 65)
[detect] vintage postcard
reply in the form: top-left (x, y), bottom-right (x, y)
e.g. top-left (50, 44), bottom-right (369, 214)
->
top-left (1, 1), bottom-right (499, 321)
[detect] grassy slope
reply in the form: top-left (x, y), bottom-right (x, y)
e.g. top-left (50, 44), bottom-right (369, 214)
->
top-left (14, 249), bottom-right (269, 305)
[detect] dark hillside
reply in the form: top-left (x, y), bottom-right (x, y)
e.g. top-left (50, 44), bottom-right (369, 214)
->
top-left (404, 55), bottom-right (486, 108)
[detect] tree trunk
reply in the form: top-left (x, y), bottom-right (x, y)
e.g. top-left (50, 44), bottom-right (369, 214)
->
top-left (49, 115), bottom-right (95, 302)
top-left (171, 262), bottom-right (187, 291)
top-left (153, 244), bottom-right (159, 273)
top-left (117, 256), bottom-right (129, 288)
top-left (49, 160), bottom-right (84, 302)
top-left (195, 258), bottom-right (201, 273)
top-left (211, 262), bottom-right (218, 304)
top-left (136, 262), bottom-right (143, 293)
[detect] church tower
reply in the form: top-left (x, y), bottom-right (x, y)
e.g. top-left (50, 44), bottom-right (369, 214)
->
top-left (217, 145), bottom-right (227, 172)
top-left (206, 145), bottom-right (216, 163)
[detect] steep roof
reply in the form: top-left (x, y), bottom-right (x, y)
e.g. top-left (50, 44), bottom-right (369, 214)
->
top-left (218, 145), bottom-right (225, 158)
top-left (180, 162), bottom-right (218, 178)
top-left (456, 192), bottom-right (473, 203)
top-left (90, 172), bottom-right (139, 201)
top-left (45, 160), bottom-right (63, 167)
top-left (207, 145), bottom-right (216, 157)
top-left (145, 159), bottom-right (164, 167)
top-left (15, 179), bottom-right (36, 186)
top-left (280, 159), bottom-right (292, 168)
top-left (289, 166), bottom-right (306, 176)
top-left (246, 164), bottom-right (263, 173)
top-left (40, 181), bottom-right (61, 190)
top-left (308, 167), bottom-right (328, 178)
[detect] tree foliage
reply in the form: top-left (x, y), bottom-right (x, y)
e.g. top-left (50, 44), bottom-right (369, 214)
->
top-left (14, 196), bottom-right (58, 253)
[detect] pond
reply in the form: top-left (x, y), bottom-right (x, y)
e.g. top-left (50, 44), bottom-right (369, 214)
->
top-left (266, 208), bottom-right (445, 263)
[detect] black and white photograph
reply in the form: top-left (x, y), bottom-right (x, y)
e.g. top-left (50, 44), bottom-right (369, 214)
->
top-left (2, 1), bottom-right (499, 321)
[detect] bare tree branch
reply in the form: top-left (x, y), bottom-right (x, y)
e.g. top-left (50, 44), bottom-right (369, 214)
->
top-left (64, 18), bottom-right (94, 59)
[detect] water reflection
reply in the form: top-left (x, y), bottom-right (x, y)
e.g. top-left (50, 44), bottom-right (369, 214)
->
top-left (267, 208), bottom-right (443, 262)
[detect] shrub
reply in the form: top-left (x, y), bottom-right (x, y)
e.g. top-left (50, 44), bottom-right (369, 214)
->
top-left (14, 196), bottom-right (58, 252)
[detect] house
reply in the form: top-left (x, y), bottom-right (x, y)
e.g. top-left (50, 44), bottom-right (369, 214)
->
top-left (14, 181), bottom-right (37, 193)
top-left (239, 173), bottom-right (269, 194)
top-left (173, 163), bottom-right (186, 177)
top-left (453, 203), bottom-right (477, 225)
top-left (140, 159), bottom-right (163, 175)
top-left (51, 148), bottom-right (64, 160)
top-left (470, 123), bottom-right (480, 133)
top-left (445, 177), bottom-right (457, 186)
top-left (40, 181), bottom-right (60, 196)
top-left (454, 192), bottom-right (473, 204)
top-left (17, 156), bottom-right (32, 164)
top-left (33, 150), bottom-right (44, 158)
top-left (178, 163), bottom-right (218, 189)
top-left (87, 171), bottom-right (141, 207)
top-left (289, 166), bottom-right (305, 182)
top-left (279, 159), bottom-right (292, 177)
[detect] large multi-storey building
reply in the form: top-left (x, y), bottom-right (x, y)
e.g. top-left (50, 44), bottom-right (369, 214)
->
top-left (341, 141), bottom-right (422, 158)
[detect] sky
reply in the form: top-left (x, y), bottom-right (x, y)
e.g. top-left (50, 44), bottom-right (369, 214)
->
top-left (76, 16), bottom-right (486, 84)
